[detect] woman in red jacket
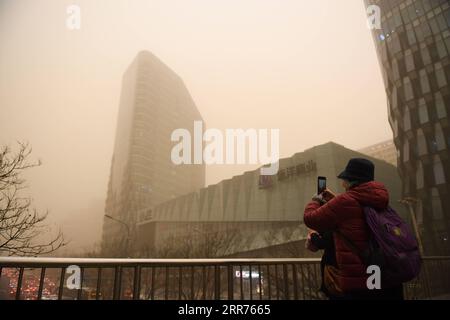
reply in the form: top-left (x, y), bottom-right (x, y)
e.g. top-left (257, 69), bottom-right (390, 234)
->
top-left (304, 158), bottom-right (403, 300)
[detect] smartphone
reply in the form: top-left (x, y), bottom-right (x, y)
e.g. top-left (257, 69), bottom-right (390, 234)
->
top-left (318, 176), bottom-right (326, 195)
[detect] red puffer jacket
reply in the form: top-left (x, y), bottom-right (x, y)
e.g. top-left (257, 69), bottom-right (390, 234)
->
top-left (303, 181), bottom-right (389, 293)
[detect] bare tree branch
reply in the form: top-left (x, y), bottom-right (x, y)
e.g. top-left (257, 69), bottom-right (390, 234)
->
top-left (0, 142), bottom-right (66, 256)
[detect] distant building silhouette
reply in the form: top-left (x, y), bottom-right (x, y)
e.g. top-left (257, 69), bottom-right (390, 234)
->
top-left (364, 0), bottom-right (450, 254)
top-left (102, 51), bottom-right (205, 256)
top-left (358, 140), bottom-right (397, 166)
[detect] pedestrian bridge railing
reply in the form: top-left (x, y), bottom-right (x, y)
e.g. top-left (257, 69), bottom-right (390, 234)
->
top-left (0, 257), bottom-right (449, 300)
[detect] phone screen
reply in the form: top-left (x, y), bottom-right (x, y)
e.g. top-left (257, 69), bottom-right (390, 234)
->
top-left (318, 176), bottom-right (326, 194)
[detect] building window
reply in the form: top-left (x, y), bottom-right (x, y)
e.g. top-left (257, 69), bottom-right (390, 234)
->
top-left (391, 33), bottom-right (402, 54)
top-left (407, 25), bottom-right (417, 45)
top-left (393, 8), bottom-right (403, 27)
top-left (416, 161), bottom-right (424, 189)
top-left (421, 45), bottom-right (432, 66)
top-left (419, 69), bottom-right (431, 94)
top-left (422, 1), bottom-right (432, 12)
top-left (405, 49), bottom-right (415, 72)
top-left (435, 123), bottom-right (446, 151)
top-left (446, 8), bottom-right (450, 28)
top-left (403, 77), bottom-right (414, 101)
top-left (436, 39), bottom-right (448, 59)
top-left (422, 18), bottom-right (433, 38)
top-left (404, 108), bottom-right (412, 131)
top-left (437, 12), bottom-right (448, 31)
top-left (435, 63), bottom-right (448, 88)
top-left (415, 22), bottom-right (425, 42)
top-left (391, 86), bottom-right (398, 110)
top-left (445, 34), bottom-right (450, 55)
top-left (431, 188), bottom-right (444, 220)
top-left (403, 139), bottom-right (410, 163)
top-left (392, 59), bottom-right (400, 82)
top-left (435, 92), bottom-right (447, 119)
top-left (381, 67), bottom-right (389, 87)
top-left (418, 99), bottom-right (429, 124)
top-left (393, 119), bottom-right (399, 138)
top-left (433, 155), bottom-right (446, 185)
top-left (430, 16), bottom-right (441, 35)
top-left (417, 129), bottom-right (428, 156)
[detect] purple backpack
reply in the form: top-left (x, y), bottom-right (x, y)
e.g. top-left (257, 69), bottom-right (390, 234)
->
top-left (364, 206), bottom-right (421, 286)
top-left (338, 206), bottom-right (422, 287)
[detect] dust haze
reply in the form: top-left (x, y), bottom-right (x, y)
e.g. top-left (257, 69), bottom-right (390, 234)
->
top-left (0, 0), bottom-right (390, 253)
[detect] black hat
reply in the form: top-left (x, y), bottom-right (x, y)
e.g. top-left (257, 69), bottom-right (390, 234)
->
top-left (337, 158), bottom-right (374, 182)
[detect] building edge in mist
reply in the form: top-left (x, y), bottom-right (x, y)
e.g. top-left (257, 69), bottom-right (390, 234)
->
top-left (135, 142), bottom-right (403, 258)
top-left (364, 0), bottom-right (450, 254)
top-left (102, 51), bottom-right (205, 256)
top-left (358, 139), bottom-right (397, 166)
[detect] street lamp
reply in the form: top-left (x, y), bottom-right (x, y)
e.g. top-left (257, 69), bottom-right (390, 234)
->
top-left (398, 197), bottom-right (424, 255)
top-left (104, 214), bottom-right (131, 257)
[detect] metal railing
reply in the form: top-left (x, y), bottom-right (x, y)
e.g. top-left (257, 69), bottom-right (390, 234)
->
top-left (0, 257), bottom-right (449, 300)
top-left (403, 256), bottom-right (450, 300)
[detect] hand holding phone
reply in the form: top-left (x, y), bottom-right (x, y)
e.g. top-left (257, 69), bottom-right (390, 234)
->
top-left (322, 189), bottom-right (336, 202)
top-left (317, 176), bottom-right (326, 195)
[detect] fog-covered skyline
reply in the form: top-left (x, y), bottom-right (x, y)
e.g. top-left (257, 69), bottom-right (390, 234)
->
top-left (0, 0), bottom-right (390, 251)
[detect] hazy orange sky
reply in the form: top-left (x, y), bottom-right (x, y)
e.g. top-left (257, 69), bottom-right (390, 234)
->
top-left (0, 0), bottom-right (390, 251)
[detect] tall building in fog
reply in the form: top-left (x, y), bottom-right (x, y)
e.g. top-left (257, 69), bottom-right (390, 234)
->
top-left (364, 0), bottom-right (450, 254)
top-left (102, 51), bottom-right (205, 255)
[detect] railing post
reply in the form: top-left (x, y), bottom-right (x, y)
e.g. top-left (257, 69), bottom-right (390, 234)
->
top-left (113, 266), bottom-right (122, 300)
top-left (37, 267), bottom-right (46, 300)
top-left (150, 267), bottom-right (155, 300)
top-left (202, 266), bottom-right (207, 300)
top-left (165, 266), bottom-right (169, 300)
top-left (299, 264), bottom-right (306, 300)
top-left (258, 265), bottom-right (262, 300)
top-left (306, 264), bottom-right (313, 299)
top-left (214, 266), bottom-right (220, 300)
top-left (190, 266), bottom-right (195, 300)
top-left (227, 265), bottom-right (233, 300)
top-left (77, 267), bottom-right (84, 300)
top-left (283, 264), bottom-right (289, 300)
top-left (178, 267), bottom-right (182, 300)
top-left (422, 259), bottom-right (433, 299)
top-left (292, 264), bottom-right (298, 300)
top-left (266, 265), bottom-right (271, 300)
top-left (275, 264), bottom-right (280, 300)
top-left (312, 263), bottom-right (320, 299)
top-left (15, 267), bottom-right (24, 300)
top-left (58, 267), bottom-right (65, 300)
top-left (96, 268), bottom-right (102, 300)
top-left (249, 265), bottom-right (253, 300)
top-left (133, 266), bottom-right (141, 300)
top-left (239, 265), bottom-right (244, 300)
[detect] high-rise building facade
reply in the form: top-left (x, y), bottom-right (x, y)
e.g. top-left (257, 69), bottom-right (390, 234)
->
top-left (102, 51), bottom-right (205, 255)
top-left (364, 0), bottom-right (450, 254)
top-left (358, 139), bottom-right (398, 166)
